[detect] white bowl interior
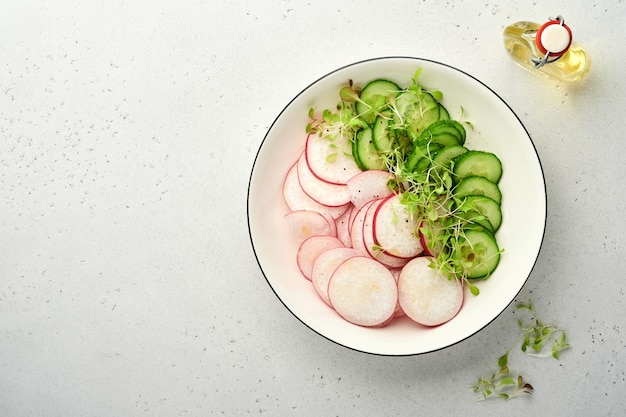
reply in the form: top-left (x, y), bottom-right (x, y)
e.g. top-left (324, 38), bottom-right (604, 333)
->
top-left (248, 57), bottom-right (546, 355)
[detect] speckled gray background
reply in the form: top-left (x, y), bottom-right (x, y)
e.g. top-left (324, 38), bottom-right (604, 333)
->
top-left (1, 1), bottom-right (624, 416)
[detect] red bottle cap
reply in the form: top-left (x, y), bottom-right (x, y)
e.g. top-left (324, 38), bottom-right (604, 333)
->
top-left (536, 18), bottom-right (573, 57)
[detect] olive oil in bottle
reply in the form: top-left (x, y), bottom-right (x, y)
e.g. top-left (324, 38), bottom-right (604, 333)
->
top-left (503, 15), bottom-right (590, 82)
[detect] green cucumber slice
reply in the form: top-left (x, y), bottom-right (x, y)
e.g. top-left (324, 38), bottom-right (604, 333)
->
top-left (405, 142), bottom-right (442, 172)
top-left (372, 115), bottom-right (393, 152)
top-left (453, 150), bottom-right (503, 183)
top-left (461, 195), bottom-right (502, 231)
top-left (353, 127), bottom-right (385, 170)
top-left (457, 228), bottom-right (501, 279)
top-left (433, 145), bottom-right (468, 168)
top-left (455, 176), bottom-right (502, 204)
top-left (355, 79), bottom-right (400, 124)
top-left (393, 90), bottom-right (440, 139)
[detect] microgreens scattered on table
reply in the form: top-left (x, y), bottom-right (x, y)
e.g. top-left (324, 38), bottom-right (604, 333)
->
top-left (472, 300), bottom-right (570, 400)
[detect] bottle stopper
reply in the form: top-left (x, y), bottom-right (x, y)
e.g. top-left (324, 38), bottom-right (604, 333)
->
top-left (531, 15), bottom-right (573, 68)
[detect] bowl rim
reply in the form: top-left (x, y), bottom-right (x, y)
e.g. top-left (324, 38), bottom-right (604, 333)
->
top-left (247, 56), bottom-right (547, 356)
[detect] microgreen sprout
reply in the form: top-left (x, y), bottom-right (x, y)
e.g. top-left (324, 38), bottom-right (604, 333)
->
top-left (472, 300), bottom-right (570, 401)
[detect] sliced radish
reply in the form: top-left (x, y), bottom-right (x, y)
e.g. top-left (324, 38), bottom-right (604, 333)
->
top-left (297, 152), bottom-right (352, 207)
top-left (311, 247), bottom-right (362, 306)
top-left (346, 169), bottom-right (394, 209)
top-left (328, 256), bottom-right (398, 327)
top-left (296, 235), bottom-right (344, 280)
top-left (305, 132), bottom-right (362, 185)
top-left (362, 199), bottom-right (410, 268)
top-left (373, 194), bottom-right (424, 258)
top-left (347, 201), bottom-right (360, 235)
top-left (334, 207), bottom-right (353, 248)
top-left (282, 162), bottom-right (350, 219)
top-left (397, 257), bottom-right (463, 327)
top-left (349, 199), bottom-right (377, 257)
top-left (284, 210), bottom-right (335, 242)
top-left (388, 268), bottom-right (406, 318)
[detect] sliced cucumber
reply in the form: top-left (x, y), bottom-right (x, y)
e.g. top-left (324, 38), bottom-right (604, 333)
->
top-left (356, 79), bottom-right (400, 124)
top-left (453, 150), bottom-right (503, 183)
top-left (415, 120), bottom-right (465, 147)
top-left (461, 195), bottom-right (502, 231)
top-left (456, 209), bottom-right (495, 232)
top-left (455, 176), bottom-right (502, 204)
top-left (353, 127), bottom-right (385, 170)
top-left (432, 145), bottom-right (468, 168)
top-left (372, 115), bottom-right (393, 152)
top-left (457, 228), bottom-right (501, 279)
top-left (405, 141), bottom-right (442, 172)
top-left (429, 120), bottom-right (466, 144)
top-left (438, 103), bottom-right (450, 121)
top-left (393, 90), bottom-right (440, 139)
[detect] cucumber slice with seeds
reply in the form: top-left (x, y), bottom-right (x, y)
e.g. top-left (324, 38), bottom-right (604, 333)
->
top-left (455, 176), bottom-right (502, 204)
top-left (356, 79), bottom-right (401, 124)
top-left (453, 150), bottom-right (503, 183)
top-left (353, 127), bottom-right (385, 170)
top-left (462, 195), bottom-right (502, 231)
top-left (433, 145), bottom-right (468, 168)
top-left (406, 141), bottom-right (442, 172)
top-left (372, 115), bottom-right (394, 152)
top-left (393, 90), bottom-right (440, 139)
top-left (457, 228), bottom-right (501, 279)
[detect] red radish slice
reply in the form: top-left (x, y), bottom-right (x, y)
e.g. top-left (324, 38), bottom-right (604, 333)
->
top-left (389, 268), bottom-right (406, 318)
top-left (319, 211), bottom-right (337, 237)
top-left (297, 153), bottom-right (351, 207)
top-left (362, 199), bottom-right (410, 268)
top-left (373, 194), bottom-right (424, 258)
top-left (284, 210), bottom-right (335, 242)
top-left (346, 169), bottom-right (394, 209)
top-left (334, 207), bottom-right (353, 248)
top-left (349, 199), bottom-right (377, 257)
top-left (394, 302), bottom-right (406, 318)
top-left (397, 257), bottom-right (463, 327)
top-left (282, 162), bottom-right (350, 219)
top-left (296, 236), bottom-right (344, 280)
top-left (347, 201), bottom-right (359, 234)
top-left (328, 256), bottom-right (398, 327)
top-left (311, 247), bottom-right (362, 306)
top-left (305, 133), bottom-right (362, 185)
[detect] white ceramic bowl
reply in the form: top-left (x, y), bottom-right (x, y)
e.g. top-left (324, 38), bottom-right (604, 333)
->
top-left (247, 57), bottom-right (546, 355)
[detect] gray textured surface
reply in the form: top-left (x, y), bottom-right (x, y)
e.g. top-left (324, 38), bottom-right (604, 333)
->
top-left (1, 1), bottom-right (624, 416)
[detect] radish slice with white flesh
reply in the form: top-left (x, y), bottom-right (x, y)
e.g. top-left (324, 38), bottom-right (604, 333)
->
top-left (328, 256), bottom-right (398, 327)
top-left (305, 132), bottom-right (362, 185)
top-left (397, 256), bottom-right (463, 327)
top-left (346, 169), bottom-right (394, 209)
top-left (347, 201), bottom-right (359, 234)
top-left (311, 247), bottom-right (362, 306)
top-left (334, 207), bottom-right (353, 248)
top-left (284, 210), bottom-right (335, 242)
top-left (389, 268), bottom-right (406, 318)
top-left (362, 199), bottom-right (410, 268)
top-left (297, 152), bottom-right (352, 207)
top-left (282, 162), bottom-right (350, 219)
top-left (373, 194), bottom-right (424, 258)
top-left (296, 236), bottom-right (344, 280)
top-left (349, 199), bottom-right (377, 257)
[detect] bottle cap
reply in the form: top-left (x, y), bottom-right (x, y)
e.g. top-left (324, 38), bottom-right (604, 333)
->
top-left (532, 15), bottom-right (572, 68)
top-left (536, 16), bottom-right (572, 57)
